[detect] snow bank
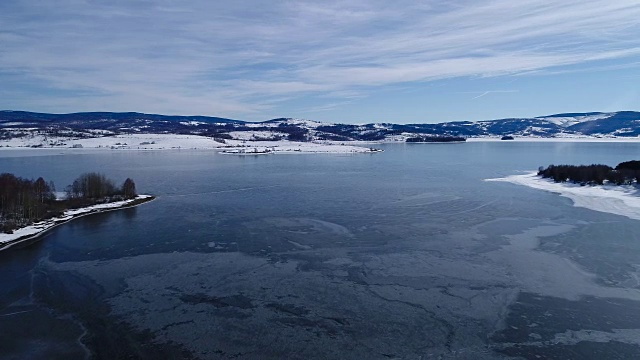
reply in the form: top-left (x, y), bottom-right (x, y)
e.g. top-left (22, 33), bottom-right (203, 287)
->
top-left (0, 195), bottom-right (154, 249)
top-left (486, 172), bottom-right (640, 220)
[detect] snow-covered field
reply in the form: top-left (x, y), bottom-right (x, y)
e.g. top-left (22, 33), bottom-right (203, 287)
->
top-left (486, 172), bottom-right (640, 220)
top-left (0, 133), bottom-right (381, 154)
top-left (220, 140), bottom-right (382, 154)
top-left (0, 195), bottom-right (154, 250)
top-left (2, 131), bottom-right (637, 156)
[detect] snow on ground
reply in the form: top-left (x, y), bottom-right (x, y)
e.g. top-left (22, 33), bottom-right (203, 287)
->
top-left (227, 130), bottom-right (287, 141)
top-left (179, 121), bottom-right (207, 126)
top-left (67, 134), bottom-right (223, 149)
top-left (0, 122), bottom-right (33, 127)
top-left (244, 122), bottom-right (277, 128)
top-left (0, 133), bottom-right (224, 149)
top-left (244, 118), bottom-right (326, 128)
top-left (86, 129), bottom-right (116, 135)
top-left (377, 133), bottom-right (420, 142)
top-left (4, 130), bottom-right (637, 154)
top-left (486, 172), bottom-right (640, 221)
top-left (220, 140), bottom-right (382, 154)
top-left (0, 195), bottom-right (153, 249)
top-left (536, 113), bottom-right (613, 127)
top-left (279, 118), bottom-right (325, 128)
top-left (0, 133), bottom-right (381, 153)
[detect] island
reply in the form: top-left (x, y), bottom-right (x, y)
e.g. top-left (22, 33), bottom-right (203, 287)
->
top-left (405, 136), bottom-right (466, 143)
top-left (0, 172), bottom-right (154, 251)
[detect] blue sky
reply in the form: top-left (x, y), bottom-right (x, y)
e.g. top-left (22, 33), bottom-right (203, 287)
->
top-left (1, 0), bottom-right (639, 124)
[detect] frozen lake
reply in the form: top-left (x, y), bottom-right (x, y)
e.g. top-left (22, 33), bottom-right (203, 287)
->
top-left (2, 141), bottom-right (640, 359)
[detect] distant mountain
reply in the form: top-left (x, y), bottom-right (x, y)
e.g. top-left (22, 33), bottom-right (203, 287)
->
top-left (0, 110), bottom-right (245, 140)
top-left (0, 110), bottom-right (242, 124)
top-left (1, 110), bottom-right (639, 142)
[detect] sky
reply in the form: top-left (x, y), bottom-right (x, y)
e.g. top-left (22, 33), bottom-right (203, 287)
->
top-left (1, 0), bottom-right (639, 124)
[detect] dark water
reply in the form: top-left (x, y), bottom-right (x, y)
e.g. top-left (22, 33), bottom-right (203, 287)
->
top-left (2, 142), bottom-right (640, 359)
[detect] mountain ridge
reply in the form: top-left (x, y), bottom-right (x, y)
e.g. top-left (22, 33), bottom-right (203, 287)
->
top-left (1, 110), bottom-right (639, 141)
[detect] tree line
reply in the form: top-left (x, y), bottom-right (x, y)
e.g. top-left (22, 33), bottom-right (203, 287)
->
top-left (538, 160), bottom-right (640, 185)
top-left (406, 136), bottom-right (466, 143)
top-left (1, 172), bottom-right (136, 233)
top-left (67, 173), bottom-right (136, 200)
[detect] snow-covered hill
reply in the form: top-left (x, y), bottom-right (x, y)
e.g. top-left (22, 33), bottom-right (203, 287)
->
top-left (536, 112), bottom-right (613, 127)
top-left (1, 111), bottom-right (639, 146)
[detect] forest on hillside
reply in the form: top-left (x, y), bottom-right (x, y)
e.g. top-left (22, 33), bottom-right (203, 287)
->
top-left (1, 172), bottom-right (136, 233)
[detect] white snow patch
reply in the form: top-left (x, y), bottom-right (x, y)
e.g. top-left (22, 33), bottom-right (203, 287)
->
top-left (179, 121), bottom-right (206, 126)
top-left (243, 122), bottom-right (276, 128)
top-left (281, 118), bottom-right (325, 128)
top-left (227, 130), bottom-right (287, 141)
top-left (537, 113), bottom-right (613, 127)
top-left (1, 122), bottom-right (32, 127)
top-left (86, 129), bottom-right (115, 135)
top-left (245, 118), bottom-right (327, 129)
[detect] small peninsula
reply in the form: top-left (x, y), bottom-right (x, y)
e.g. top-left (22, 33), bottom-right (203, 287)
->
top-left (0, 172), bottom-right (154, 251)
top-left (486, 160), bottom-right (640, 221)
top-left (538, 160), bottom-right (640, 185)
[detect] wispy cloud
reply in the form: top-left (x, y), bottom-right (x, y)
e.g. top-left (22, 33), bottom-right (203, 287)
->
top-left (1, 0), bottom-right (639, 119)
top-left (459, 90), bottom-right (519, 100)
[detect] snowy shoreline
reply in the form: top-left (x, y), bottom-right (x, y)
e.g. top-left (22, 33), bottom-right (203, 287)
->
top-left (1, 133), bottom-right (638, 155)
top-left (0, 195), bottom-right (155, 251)
top-left (466, 137), bottom-right (640, 142)
top-left (486, 172), bottom-right (640, 220)
top-left (0, 133), bottom-right (382, 154)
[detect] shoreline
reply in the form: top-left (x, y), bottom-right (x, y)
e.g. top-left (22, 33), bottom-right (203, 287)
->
top-left (405, 141), bottom-right (466, 144)
top-left (485, 172), bottom-right (640, 221)
top-left (0, 195), bottom-right (156, 252)
top-left (466, 137), bottom-right (640, 143)
top-left (0, 134), bottom-right (383, 154)
top-left (1, 133), bottom-right (639, 154)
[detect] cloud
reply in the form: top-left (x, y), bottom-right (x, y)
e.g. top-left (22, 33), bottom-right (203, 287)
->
top-left (1, 0), bottom-right (639, 119)
top-left (459, 90), bottom-right (519, 100)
